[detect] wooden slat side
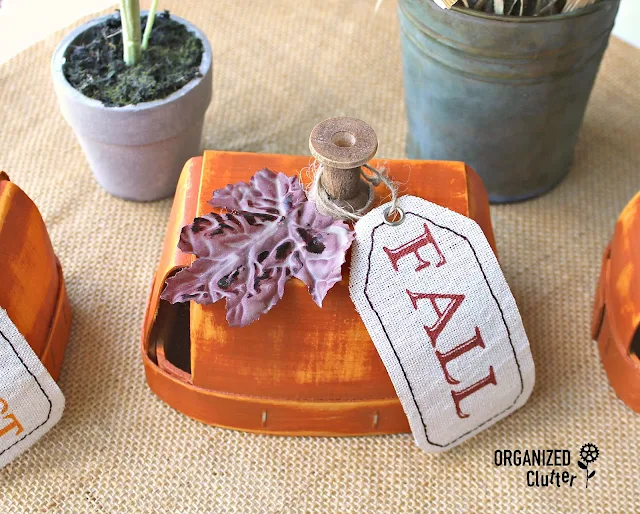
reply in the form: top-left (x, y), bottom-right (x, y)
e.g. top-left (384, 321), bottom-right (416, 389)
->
top-left (0, 179), bottom-right (59, 358)
top-left (465, 163), bottom-right (498, 255)
top-left (143, 358), bottom-right (410, 436)
top-left (141, 157), bottom-right (203, 356)
top-left (39, 262), bottom-right (72, 381)
top-left (607, 191), bottom-right (640, 351)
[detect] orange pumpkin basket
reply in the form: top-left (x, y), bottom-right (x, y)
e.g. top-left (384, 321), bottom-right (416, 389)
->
top-left (141, 151), bottom-right (497, 436)
top-left (592, 191), bottom-right (640, 412)
top-left (0, 172), bottom-right (71, 381)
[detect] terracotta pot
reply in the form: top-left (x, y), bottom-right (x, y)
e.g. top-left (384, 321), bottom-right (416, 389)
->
top-left (52, 13), bottom-right (213, 201)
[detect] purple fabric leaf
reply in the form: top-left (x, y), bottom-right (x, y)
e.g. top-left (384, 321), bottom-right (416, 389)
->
top-left (210, 168), bottom-right (307, 216)
top-left (161, 169), bottom-right (354, 327)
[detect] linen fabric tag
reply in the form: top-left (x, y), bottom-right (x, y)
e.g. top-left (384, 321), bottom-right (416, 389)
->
top-left (349, 196), bottom-right (535, 453)
top-left (0, 308), bottom-right (64, 468)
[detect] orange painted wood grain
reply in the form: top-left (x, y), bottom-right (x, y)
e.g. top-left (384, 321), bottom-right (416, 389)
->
top-left (142, 152), bottom-right (496, 435)
top-left (593, 191), bottom-right (640, 412)
top-left (0, 173), bottom-right (71, 381)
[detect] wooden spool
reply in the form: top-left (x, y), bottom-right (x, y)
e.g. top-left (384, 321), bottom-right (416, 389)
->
top-left (309, 117), bottom-right (378, 212)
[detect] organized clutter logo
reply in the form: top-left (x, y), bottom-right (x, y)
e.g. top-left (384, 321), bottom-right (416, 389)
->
top-left (578, 443), bottom-right (599, 488)
top-left (493, 443), bottom-right (601, 489)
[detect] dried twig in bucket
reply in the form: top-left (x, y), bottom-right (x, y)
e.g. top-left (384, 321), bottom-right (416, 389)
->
top-left (562, 0), bottom-right (597, 12)
top-left (427, 0), bottom-right (600, 15)
top-left (433, 0), bottom-right (458, 7)
top-left (505, 0), bottom-right (522, 15)
top-left (538, 0), bottom-right (562, 14)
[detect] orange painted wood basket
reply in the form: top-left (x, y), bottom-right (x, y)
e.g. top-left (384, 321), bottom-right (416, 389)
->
top-left (592, 191), bottom-right (640, 412)
top-left (141, 151), bottom-right (497, 435)
top-left (0, 172), bottom-right (71, 381)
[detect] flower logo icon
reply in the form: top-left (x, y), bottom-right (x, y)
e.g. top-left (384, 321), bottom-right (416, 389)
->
top-left (578, 443), bottom-right (599, 488)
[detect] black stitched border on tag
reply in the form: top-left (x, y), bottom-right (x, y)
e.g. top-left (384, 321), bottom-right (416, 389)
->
top-left (0, 328), bottom-right (53, 457)
top-left (363, 212), bottom-right (525, 448)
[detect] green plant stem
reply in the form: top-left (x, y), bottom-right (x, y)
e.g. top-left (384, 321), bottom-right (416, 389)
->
top-left (141, 0), bottom-right (160, 51)
top-left (120, 0), bottom-right (141, 66)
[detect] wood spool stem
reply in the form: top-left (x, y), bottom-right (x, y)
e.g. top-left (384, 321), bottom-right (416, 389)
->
top-left (321, 166), bottom-right (363, 201)
top-left (309, 117), bottom-right (379, 212)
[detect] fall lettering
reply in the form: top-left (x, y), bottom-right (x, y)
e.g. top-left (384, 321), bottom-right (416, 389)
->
top-left (384, 223), bottom-right (497, 419)
top-left (0, 397), bottom-right (23, 438)
top-left (383, 223), bottom-right (446, 272)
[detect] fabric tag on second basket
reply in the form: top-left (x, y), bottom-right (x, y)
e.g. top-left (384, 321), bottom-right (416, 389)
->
top-left (349, 196), bottom-right (535, 453)
top-left (0, 308), bottom-right (64, 468)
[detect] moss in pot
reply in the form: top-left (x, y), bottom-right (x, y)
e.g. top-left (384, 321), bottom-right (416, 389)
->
top-left (52, 1), bottom-right (213, 201)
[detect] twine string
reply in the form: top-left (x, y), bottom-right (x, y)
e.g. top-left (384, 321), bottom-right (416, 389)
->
top-left (307, 161), bottom-right (399, 222)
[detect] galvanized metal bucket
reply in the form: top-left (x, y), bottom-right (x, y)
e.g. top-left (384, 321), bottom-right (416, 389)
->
top-left (399, 0), bottom-right (620, 203)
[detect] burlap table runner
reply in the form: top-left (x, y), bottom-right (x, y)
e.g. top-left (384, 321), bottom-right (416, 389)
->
top-left (1, 1), bottom-right (638, 512)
